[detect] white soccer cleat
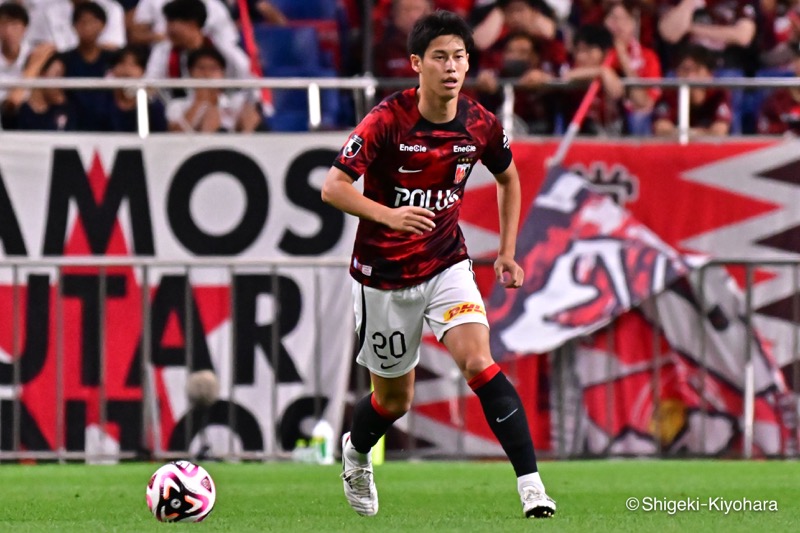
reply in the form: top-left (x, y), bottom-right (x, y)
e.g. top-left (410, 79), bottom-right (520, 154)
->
top-left (520, 485), bottom-right (556, 518)
top-left (340, 432), bottom-right (379, 516)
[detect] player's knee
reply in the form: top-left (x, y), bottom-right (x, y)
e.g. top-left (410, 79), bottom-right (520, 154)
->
top-left (374, 389), bottom-right (414, 416)
top-left (460, 355), bottom-right (495, 382)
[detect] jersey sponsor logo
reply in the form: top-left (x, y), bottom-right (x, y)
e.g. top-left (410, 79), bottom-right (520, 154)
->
top-left (443, 302), bottom-right (485, 322)
top-left (399, 143), bottom-right (427, 152)
top-left (343, 134), bottom-right (363, 158)
top-left (393, 186), bottom-right (459, 211)
top-left (398, 166), bottom-right (422, 173)
top-left (454, 163), bottom-right (471, 184)
top-left (353, 257), bottom-right (372, 276)
top-left (453, 145), bottom-right (476, 153)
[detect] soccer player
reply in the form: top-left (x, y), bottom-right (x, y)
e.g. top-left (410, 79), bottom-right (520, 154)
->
top-left (321, 10), bottom-right (556, 519)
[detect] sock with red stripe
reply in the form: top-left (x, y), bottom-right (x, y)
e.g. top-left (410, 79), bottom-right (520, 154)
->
top-left (349, 393), bottom-right (401, 454)
top-left (469, 363), bottom-right (538, 477)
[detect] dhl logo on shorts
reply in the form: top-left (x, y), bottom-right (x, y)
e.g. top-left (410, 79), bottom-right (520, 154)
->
top-left (443, 303), bottom-right (485, 322)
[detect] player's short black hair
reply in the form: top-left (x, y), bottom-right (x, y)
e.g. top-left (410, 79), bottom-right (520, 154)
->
top-left (407, 10), bottom-right (474, 57)
top-left (72, 2), bottom-right (107, 25)
top-left (187, 46), bottom-right (226, 71)
top-left (0, 2), bottom-right (29, 26)
top-left (674, 44), bottom-right (718, 72)
top-left (573, 24), bottom-right (613, 52)
top-left (163, 0), bottom-right (207, 28)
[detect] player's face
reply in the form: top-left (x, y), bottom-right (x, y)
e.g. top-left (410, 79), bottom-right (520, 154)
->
top-left (411, 35), bottom-right (469, 100)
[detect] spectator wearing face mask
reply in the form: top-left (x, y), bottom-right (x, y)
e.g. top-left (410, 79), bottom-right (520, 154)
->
top-left (475, 31), bottom-right (560, 134)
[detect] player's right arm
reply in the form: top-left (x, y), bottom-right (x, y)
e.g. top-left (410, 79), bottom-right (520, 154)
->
top-left (321, 167), bottom-right (435, 236)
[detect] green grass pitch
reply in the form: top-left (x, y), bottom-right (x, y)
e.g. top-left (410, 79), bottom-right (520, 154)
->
top-left (0, 460), bottom-right (798, 532)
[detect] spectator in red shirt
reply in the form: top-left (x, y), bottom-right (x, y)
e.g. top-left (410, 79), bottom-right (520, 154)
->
top-left (653, 44), bottom-right (732, 136)
top-left (560, 24), bottom-right (625, 135)
top-left (758, 40), bottom-right (800, 134)
top-left (374, 0), bottom-right (433, 79)
top-left (475, 31), bottom-right (559, 133)
top-left (658, 0), bottom-right (759, 73)
top-left (604, 0), bottom-right (663, 134)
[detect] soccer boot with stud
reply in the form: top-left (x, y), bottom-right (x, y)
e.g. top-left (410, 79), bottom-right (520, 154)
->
top-left (520, 485), bottom-right (556, 518)
top-left (340, 432), bottom-right (378, 516)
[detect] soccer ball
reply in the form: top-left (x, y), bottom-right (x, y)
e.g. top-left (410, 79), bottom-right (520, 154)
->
top-left (146, 460), bottom-right (216, 522)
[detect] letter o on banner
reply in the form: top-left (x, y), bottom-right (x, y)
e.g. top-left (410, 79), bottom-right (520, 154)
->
top-left (168, 150), bottom-right (269, 255)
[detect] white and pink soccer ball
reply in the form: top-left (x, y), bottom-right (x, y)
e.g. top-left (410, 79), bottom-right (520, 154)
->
top-left (146, 460), bottom-right (216, 522)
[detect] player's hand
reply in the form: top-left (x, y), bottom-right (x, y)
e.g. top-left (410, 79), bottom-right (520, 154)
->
top-left (494, 255), bottom-right (524, 288)
top-left (383, 206), bottom-right (436, 235)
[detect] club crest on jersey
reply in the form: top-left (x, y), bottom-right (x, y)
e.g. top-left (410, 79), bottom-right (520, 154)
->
top-left (454, 162), bottom-right (471, 184)
top-left (343, 135), bottom-right (363, 158)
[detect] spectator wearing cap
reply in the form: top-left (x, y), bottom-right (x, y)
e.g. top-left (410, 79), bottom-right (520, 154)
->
top-left (653, 44), bottom-right (732, 136)
top-left (604, 0), bottom-right (663, 135)
top-left (560, 24), bottom-right (625, 135)
top-left (758, 40), bottom-right (800, 134)
top-left (61, 2), bottom-right (116, 131)
top-left (658, 0), bottom-right (759, 74)
top-left (26, 0), bottom-right (126, 51)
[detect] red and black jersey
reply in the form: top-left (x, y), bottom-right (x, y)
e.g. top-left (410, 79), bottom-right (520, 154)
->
top-left (333, 88), bottom-right (512, 290)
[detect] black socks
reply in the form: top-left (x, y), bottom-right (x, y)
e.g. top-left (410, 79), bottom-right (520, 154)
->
top-left (469, 363), bottom-right (538, 477)
top-left (349, 393), bottom-right (401, 454)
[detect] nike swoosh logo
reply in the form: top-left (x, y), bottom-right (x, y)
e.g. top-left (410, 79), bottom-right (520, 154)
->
top-left (496, 408), bottom-right (518, 423)
top-left (380, 361), bottom-right (401, 370)
top-left (398, 166), bottom-right (422, 173)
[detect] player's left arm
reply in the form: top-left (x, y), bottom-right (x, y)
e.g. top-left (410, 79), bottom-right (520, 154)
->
top-left (493, 160), bottom-right (524, 289)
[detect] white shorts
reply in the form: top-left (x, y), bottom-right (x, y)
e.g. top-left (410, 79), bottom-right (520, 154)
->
top-left (352, 259), bottom-right (489, 378)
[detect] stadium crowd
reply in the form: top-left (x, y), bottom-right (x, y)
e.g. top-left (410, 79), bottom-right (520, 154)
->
top-left (0, 0), bottom-right (798, 135)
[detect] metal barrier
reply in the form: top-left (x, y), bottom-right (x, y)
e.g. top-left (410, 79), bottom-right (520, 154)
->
top-left (0, 257), bottom-right (350, 463)
top-left (0, 75), bottom-right (796, 140)
top-left (0, 256), bottom-right (795, 461)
